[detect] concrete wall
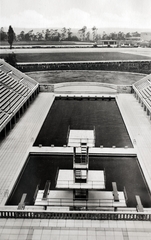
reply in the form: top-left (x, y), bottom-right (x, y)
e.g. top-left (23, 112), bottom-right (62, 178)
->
top-left (17, 60), bottom-right (151, 74)
top-left (39, 82), bottom-right (132, 93)
top-left (117, 85), bottom-right (132, 93)
top-left (40, 84), bottom-right (54, 92)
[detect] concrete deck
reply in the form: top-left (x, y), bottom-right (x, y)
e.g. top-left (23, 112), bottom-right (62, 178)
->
top-left (0, 217), bottom-right (151, 240)
top-left (0, 92), bottom-right (55, 205)
top-left (117, 94), bottom-right (151, 192)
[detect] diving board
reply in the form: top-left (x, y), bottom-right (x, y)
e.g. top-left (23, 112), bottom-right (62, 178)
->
top-left (112, 182), bottom-right (119, 202)
top-left (68, 130), bottom-right (95, 147)
top-left (18, 193), bottom-right (27, 209)
top-left (136, 195), bottom-right (144, 212)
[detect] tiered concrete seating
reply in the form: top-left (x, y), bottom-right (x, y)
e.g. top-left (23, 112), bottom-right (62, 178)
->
top-left (0, 70), bottom-right (32, 96)
top-left (0, 59), bottom-right (39, 132)
top-left (145, 98), bottom-right (151, 107)
top-left (21, 77), bottom-right (36, 90)
top-left (0, 111), bottom-right (9, 126)
top-left (133, 75), bottom-right (151, 108)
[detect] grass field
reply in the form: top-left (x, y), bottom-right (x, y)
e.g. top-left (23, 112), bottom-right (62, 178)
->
top-left (26, 70), bottom-right (145, 85)
top-left (0, 40), bottom-right (86, 46)
top-left (1, 51), bottom-right (151, 63)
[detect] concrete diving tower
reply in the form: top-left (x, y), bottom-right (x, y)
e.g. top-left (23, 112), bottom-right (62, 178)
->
top-left (34, 129), bottom-right (127, 209)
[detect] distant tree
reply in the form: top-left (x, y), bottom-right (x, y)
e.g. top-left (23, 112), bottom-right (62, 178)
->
top-left (78, 26), bottom-right (87, 41)
top-left (61, 27), bottom-right (67, 40)
top-left (132, 31), bottom-right (140, 37)
top-left (7, 25), bottom-right (15, 49)
top-left (78, 29), bottom-right (83, 41)
top-left (96, 34), bottom-right (102, 40)
top-left (45, 29), bottom-right (49, 40)
top-left (117, 31), bottom-right (125, 40)
top-left (82, 26), bottom-right (87, 41)
top-left (70, 35), bottom-right (79, 41)
top-left (92, 26), bottom-right (97, 41)
top-left (49, 29), bottom-right (60, 41)
top-left (67, 28), bottom-right (72, 40)
top-left (5, 52), bottom-right (17, 67)
top-left (41, 30), bottom-right (45, 39)
top-left (44, 29), bottom-right (60, 41)
top-left (0, 27), bottom-right (7, 41)
top-left (109, 32), bottom-right (118, 40)
top-left (125, 32), bottom-right (131, 38)
top-left (86, 31), bottom-right (90, 41)
top-left (24, 30), bottom-right (34, 41)
top-left (17, 31), bottom-right (25, 41)
top-left (102, 31), bottom-right (108, 40)
top-left (35, 32), bottom-right (43, 41)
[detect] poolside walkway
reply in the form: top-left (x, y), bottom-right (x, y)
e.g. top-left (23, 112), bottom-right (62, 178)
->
top-left (0, 217), bottom-right (151, 240)
top-left (117, 93), bottom-right (151, 192)
top-left (0, 92), bottom-right (55, 205)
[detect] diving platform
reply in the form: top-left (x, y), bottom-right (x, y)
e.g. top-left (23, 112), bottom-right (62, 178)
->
top-left (34, 131), bottom-right (129, 209)
top-left (30, 146), bottom-right (136, 157)
top-left (35, 190), bottom-right (127, 208)
top-left (68, 130), bottom-right (95, 147)
top-left (56, 169), bottom-right (105, 189)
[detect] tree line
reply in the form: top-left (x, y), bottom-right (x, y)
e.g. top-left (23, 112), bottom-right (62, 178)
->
top-left (0, 25), bottom-right (141, 48)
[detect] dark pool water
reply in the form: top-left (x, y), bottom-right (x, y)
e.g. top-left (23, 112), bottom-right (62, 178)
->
top-left (34, 98), bottom-right (133, 148)
top-left (6, 155), bottom-right (151, 208)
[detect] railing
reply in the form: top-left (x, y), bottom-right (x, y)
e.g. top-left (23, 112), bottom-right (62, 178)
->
top-left (0, 210), bottom-right (151, 221)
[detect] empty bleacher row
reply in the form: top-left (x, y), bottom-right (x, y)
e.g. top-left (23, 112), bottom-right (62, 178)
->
top-left (0, 59), bottom-right (39, 137)
top-left (0, 83), bottom-right (24, 112)
top-left (133, 75), bottom-right (151, 97)
top-left (133, 74), bottom-right (151, 114)
top-left (0, 70), bottom-right (31, 96)
top-left (0, 110), bottom-right (9, 126)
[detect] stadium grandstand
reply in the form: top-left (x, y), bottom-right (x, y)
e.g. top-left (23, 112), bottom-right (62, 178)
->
top-left (133, 74), bottom-right (151, 116)
top-left (0, 59), bottom-right (39, 138)
top-left (1, 59), bottom-right (151, 239)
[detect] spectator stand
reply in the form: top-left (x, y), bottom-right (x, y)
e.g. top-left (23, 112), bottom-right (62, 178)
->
top-left (133, 74), bottom-right (151, 119)
top-left (0, 59), bottom-right (39, 139)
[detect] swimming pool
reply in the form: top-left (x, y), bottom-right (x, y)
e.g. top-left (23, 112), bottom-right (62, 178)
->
top-left (6, 154), bottom-right (151, 208)
top-left (34, 97), bottom-right (133, 148)
top-left (6, 96), bottom-right (151, 209)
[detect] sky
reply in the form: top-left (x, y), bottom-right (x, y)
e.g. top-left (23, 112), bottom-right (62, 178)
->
top-left (0, 0), bottom-right (151, 31)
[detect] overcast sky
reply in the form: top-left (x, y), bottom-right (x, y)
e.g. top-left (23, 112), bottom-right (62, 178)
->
top-left (0, 0), bottom-right (151, 30)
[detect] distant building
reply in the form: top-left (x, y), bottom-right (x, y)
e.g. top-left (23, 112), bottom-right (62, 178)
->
top-left (96, 40), bottom-right (117, 47)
